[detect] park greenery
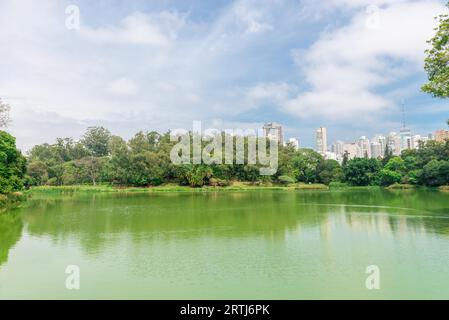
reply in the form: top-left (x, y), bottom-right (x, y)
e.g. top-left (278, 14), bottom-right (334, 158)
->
top-left (0, 98), bottom-right (26, 198)
top-left (21, 126), bottom-right (449, 189)
top-left (422, 1), bottom-right (449, 98)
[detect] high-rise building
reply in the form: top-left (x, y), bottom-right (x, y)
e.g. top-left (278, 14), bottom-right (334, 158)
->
top-left (316, 127), bottom-right (327, 156)
top-left (370, 142), bottom-right (382, 159)
top-left (332, 140), bottom-right (345, 156)
top-left (434, 129), bottom-right (449, 142)
top-left (370, 135), bottom-right (386, 158)
top-left (358, 136), bottom-right (371, 158)
top-left (342, 143), bottom-right (360, 160)
top-left (400, 127), bottom-right (412, 151)
top-left (387, 132), bottom-right (401, 156)
top-left (263, 122), bottom-right (284, 144)
top-left (412, 134), bottom-right (428, 149)
top-left (288, 138), bottom-right (300, 150)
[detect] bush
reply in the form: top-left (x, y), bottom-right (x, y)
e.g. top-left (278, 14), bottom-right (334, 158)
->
top-left (209, 178), bottom-right (230, 187)
top-left (344, 158), bottom-right (381, 186)
top-left (378, 169), bottom-right (402, 187)
top-left (419, 160), bottom-right (449, 187)
top-left (387, 183), bottom-right (416, 190)
top-left (47, 177), bottom-right (59, 186)
top-left (278, 175), bottom-right (295, 185)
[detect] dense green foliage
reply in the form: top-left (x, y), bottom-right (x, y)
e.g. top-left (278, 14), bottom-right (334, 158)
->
top-left (0, 131), bottom-right (26, 194)
top-left (23, 126), bottom-right (449, 189)
top-left (25, 127), bottom-right (343, 188)
top-left (422, 2), bottom-right (449, 98)
top-left (422, 3), bottom-right (449, 127)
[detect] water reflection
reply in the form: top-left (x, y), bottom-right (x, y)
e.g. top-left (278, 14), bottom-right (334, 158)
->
top-left (7, 190), bottom-right (448, 256)
top-left (0, 212), bottom-right (23, 266)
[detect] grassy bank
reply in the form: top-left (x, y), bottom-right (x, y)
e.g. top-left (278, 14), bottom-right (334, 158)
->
top-left (28, 182), bottom-right (448, 194)
top-left (30, 182), bottom-right (328, 193)
top-left (0, 192), bottom-right (27, 212)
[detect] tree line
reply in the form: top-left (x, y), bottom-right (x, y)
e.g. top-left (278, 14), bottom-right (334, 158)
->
top-left (22, 126), bottom-right (449, 189)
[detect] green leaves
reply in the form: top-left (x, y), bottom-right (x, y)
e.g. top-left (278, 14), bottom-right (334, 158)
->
top-left (0, 131), bottom-right (26, 193)
top-left (422, 7), bottom-right (449, 98)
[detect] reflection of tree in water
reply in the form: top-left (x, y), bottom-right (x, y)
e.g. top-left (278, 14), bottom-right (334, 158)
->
top-left (20, 190), bottom-right (449, 255)
top-left (23, 192), bottom-right (329, 254)
top-left (0, 212), bottom-right (23, 266)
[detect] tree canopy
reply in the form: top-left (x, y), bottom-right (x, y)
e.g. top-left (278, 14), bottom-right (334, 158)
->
top-left (22, 126), bottom-right (449, 189)
top-left (422, 3), bottom-right (449, 97)
top-left (0, 131), bottom-right (26, 193)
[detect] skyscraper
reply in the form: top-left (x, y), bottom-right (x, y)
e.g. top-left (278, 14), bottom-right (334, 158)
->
top-left (371, 135), bottom-right (386, 158)
top-left (358, 136), bottom-right (371, 158)
top-left (387, 132), bottom-right (401, 155)
top-left (342, 142), bottom-right (360, 160)
top-left (316, 127), bottom-right (327, 156)
top-left (263, 122), bottom-right (284, 144)
top-left (332, 140), bottom-right (344, 156)
top-left (370, 141), bottom-right (382, 159)
top-left (411, 134), bottom-right (428, 149)
top-left (400, 127), bottom-right (412, 151)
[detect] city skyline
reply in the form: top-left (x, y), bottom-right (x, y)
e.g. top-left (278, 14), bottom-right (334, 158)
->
top-left (260, 121), bottom-right (447, 162)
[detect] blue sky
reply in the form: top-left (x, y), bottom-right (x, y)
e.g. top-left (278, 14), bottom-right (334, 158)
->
top-left (0, 0), bottom-right (448, 151)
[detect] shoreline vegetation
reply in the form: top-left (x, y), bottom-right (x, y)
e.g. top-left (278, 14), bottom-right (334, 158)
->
top-left (26, 183), bottom-right (449, 194)
top-left (0, 124), bottom-right (447, 212)
top-left (23, 127), bottom-right (449, 191)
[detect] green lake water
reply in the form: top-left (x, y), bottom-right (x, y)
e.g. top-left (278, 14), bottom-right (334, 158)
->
top-left (0, 189), bottom-right (448, 299)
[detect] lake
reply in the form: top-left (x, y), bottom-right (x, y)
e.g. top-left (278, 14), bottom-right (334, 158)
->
top-left (0, 189), bottom-right (448, 299)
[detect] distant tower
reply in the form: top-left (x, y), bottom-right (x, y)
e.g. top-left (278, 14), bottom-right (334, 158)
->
top-left (399, 101), bottom-right (412, 151)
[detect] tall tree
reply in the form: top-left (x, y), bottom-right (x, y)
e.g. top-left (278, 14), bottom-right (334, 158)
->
top-left (81, 127), bottom-right (111, 157)
top-left (422, 2), bottom-right (449, 125)
top-left (0, 131), bottom-right (26, 193)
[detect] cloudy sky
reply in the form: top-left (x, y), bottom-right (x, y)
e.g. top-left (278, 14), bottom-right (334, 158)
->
top-left (1, 0), bottom-right (448, 151)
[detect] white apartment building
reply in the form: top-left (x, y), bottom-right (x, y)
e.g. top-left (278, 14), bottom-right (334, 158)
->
top-left (342, 142), bottom-right (361, 160)
top-left (263, 122), bottom-right (284, 144)
top-left (316, 127), bottom-right (328, 156)
top-left (358, 136), bottom-right (371, 158)
top-left (412, 134), bottom-right (429, 149)
top-left (387, 132), bottom-right (401, 156)
top-left (370, 135), bottom-right (386, 158)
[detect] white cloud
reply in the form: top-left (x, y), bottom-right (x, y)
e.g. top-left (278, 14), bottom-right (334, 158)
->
top-left (285, 0), bottom-right (445, 121)
top-left (107, 78), bottom-right (139, 96)
top-left (0, 0), bottom-right (446, 150)
top-left (79, 12), bottom-right (185, 47)
top-left (233, 2), bottom-right (273, 34)
top-left (245, 82), bottom-right (295, 106)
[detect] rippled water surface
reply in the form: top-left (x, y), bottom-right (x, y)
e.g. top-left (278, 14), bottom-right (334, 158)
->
top-left (0, 190), bottom-right (448, 299)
